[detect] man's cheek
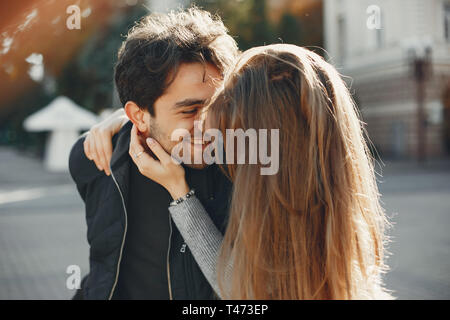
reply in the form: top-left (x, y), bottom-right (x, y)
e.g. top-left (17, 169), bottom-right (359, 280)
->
top-left (178, 118), bottom-right (196, 133)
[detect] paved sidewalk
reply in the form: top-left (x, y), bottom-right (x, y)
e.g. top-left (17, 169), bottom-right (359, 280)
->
top-left (0, 147), bottom-right (89, 299)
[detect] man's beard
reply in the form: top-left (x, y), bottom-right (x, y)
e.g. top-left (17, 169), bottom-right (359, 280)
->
top-left (148, 119), bottom-right (208, 169)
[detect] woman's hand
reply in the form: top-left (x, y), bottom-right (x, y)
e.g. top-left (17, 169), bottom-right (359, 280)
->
top-left (129, 125), bottom-right (189, 200)
top-left (83, 109), bottom-right (129, 175)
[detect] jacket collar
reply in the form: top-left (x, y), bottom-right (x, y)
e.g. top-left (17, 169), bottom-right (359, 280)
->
top-left (110, 120), bottom-right (133, 172)
top-left (109, 120), bottom-right (133, 204)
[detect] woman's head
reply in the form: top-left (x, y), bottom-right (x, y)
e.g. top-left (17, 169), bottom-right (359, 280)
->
top-left (206, 44), bottom-right (391, 299)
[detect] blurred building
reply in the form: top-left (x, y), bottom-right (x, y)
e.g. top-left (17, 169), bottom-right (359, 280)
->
top-left (324, 0), bottom-right (450, 158)
top-left (146, 0), bottom-right (187, 12)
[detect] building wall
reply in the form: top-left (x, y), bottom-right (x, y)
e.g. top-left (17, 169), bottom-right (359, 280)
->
top-left (324, 0), bottom-right (450, 158)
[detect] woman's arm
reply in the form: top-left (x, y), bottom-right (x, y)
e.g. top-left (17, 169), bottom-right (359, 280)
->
top-left (83, 108), bottom-right (129, 175)
top-left (169, 194), bottom-right (226, 298)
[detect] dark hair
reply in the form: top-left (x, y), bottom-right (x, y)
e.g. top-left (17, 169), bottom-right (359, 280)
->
top-left (114, 7), bottom-right (239, 115)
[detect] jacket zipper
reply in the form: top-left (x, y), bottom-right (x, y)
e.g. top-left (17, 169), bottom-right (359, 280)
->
top-left (167, 215), bottom-right (173, 300)
top-left (108, 169), bottom-right (128, 300)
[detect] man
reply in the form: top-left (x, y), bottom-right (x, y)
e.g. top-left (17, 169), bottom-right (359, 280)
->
top-left (69, 7), bottom-right (239, 300)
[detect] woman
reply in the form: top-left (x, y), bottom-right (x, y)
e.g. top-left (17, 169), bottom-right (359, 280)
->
top-left (90, 44), bottom-right (392, 299)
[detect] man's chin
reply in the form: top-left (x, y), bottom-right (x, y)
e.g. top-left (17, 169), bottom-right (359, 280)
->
top-left (189, 142), bottom-right (208, 169)
top-left (177, 141), bottom-right (211, 169)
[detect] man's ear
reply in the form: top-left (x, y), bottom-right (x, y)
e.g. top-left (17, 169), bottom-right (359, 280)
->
top-left (124, 101), bottom-right (148, 133)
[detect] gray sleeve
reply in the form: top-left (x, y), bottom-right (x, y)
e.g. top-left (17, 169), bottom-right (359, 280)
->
top-left (168, 195), bottom-right (232, 298)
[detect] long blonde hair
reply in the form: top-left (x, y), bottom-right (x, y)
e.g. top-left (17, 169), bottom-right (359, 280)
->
top-left (206, 44), bottom-right (392, 299)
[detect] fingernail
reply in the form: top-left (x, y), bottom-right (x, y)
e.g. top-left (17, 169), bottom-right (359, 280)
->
top-left (147, 138), bottom-right (155, 145)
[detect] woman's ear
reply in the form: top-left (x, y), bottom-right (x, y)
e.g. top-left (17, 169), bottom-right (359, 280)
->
top-left (124, 101), bottom-right (149, 133)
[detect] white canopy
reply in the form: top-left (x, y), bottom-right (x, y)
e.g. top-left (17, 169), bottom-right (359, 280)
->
top-left (23, 96), bottom-right (99, 172)
top-left (24, 96), bottom-right (98, 131)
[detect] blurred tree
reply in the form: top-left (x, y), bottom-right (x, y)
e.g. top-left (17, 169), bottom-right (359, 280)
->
top-left (278, 12), bottom-right (302, 45)
top-left (58, 5), bottom-right (149, 114)
top-left (192, 0), bottom-right (323, 53)
top-left (0, 4), bottom-right (149, 155)
top-left (193, 0), bottom-right (276, 50)
top-left (276, 5), bottom-right (324, 54)
top-left (0, 87), bottom-right (51, 155)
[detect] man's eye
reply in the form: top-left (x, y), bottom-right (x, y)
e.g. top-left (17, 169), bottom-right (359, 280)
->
top-left (182, 108), bottom-right (199, 115)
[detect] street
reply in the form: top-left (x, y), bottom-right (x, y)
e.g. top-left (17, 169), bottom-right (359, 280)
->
top-left (378, 160), bottom-right (450, 299)
top-left (0, 147), bottom-right (449, 299)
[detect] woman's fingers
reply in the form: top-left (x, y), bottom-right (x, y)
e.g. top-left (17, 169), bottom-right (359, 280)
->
top-left (95, 131), bottom-right (111, 175)
top-left (129, 125), bottom-right (149, 165)
top-left (83, 133), bottom-right (92, 160)
top-left (129, 125), bottom-right (143, 155)
top-left (87, 132), bottom-right (101, 171)
top-left (128, 124), bottom-right (170, 165)
top-left (92, 135), bottom-right (105, 172)
top-left (82, 109), bottom-right (130, 175)
top-left (134, 147), bottom-right (161, 177)
top-left (102, 132), bottom-right (113, 175)
top-left (83, 130), bottom-right (104, 172)
top-left (129, 125), bottom-right (161, 177)
top-left (146, 138), bottom-right (172, 165)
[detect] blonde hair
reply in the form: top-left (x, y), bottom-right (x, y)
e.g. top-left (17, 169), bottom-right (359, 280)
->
top-left (206, 44), bottom-right (392, 299)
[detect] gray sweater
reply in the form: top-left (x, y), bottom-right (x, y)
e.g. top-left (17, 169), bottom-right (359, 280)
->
top-left (168, 195), bottom-right (231, 298)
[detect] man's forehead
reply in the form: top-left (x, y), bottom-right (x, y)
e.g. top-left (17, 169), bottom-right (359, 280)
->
top-left (168, 62), bottom-right (220, 90)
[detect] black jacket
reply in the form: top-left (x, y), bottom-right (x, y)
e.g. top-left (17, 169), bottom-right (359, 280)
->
top-left (69, 121), bottom-right (232, 300)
